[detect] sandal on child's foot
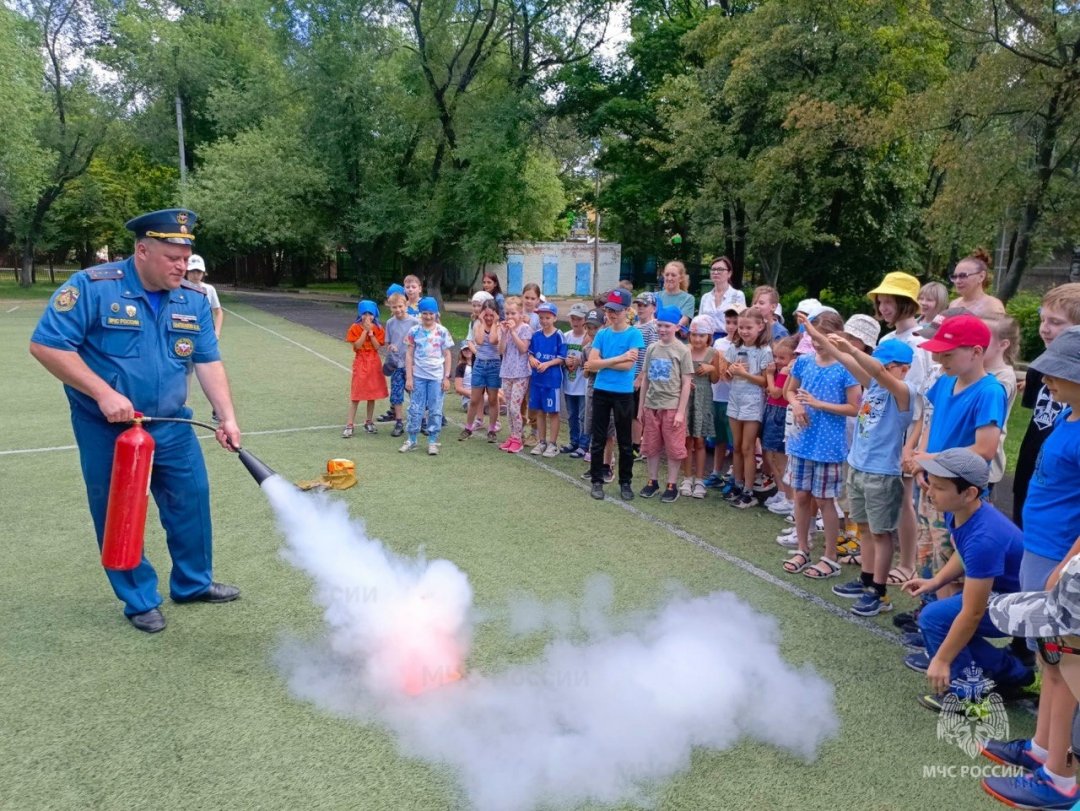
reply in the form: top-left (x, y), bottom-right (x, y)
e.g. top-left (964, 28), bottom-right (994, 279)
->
top-left (887, 565), bottom-right (916, 585)
top-left (782, 550), bottom-right (812, 574)
top-left (803, 557), bottom-right (842, 579)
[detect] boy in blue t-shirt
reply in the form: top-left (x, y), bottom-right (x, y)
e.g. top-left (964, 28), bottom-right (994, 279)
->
top-left (819, 328), bottom-right (915, 617)
top-left (527, 302), bottom-right (566, 458)
top-left (584, 289), bottom-right (645, 501)
top-left (914, 314), bottom-right (1006, 577)
top-left (980, 326), bottom-right (1080, 809)
top-left (903, 449), bottom-right (1032, 712)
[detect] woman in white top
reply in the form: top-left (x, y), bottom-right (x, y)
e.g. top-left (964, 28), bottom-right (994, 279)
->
top-left (949, 247), bottom-right (1006, 318)
top-left (698, 256), bottom-right (746, 323)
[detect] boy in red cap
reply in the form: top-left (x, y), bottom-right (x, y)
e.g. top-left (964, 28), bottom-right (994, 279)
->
top-left (906, 314), bottom-right (1008, 659)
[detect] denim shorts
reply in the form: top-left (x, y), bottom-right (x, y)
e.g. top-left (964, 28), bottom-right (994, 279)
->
top-left (471, 358), bottom-right (502, 389)
top-left (727, 387), bottom-right (765, 422)
top-left (761, 403), bottom-right (787, 453)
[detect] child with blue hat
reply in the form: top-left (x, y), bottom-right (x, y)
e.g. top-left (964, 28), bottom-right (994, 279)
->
top-left (402, 297), bottom-right (455, 454)
top-left (815, 323), bottom-right (916, 616)
top-left (342, 300), bottom-right (388, 437)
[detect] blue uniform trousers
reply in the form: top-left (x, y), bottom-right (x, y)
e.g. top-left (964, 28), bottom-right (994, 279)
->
top-left (72, 415), bottom-right (213, 615)
top-left (918, 594), bottom-right (1031, 687)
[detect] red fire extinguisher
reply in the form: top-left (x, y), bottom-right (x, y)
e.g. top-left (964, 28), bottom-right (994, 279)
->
top-left (101, 413), bottom-right (155, 571)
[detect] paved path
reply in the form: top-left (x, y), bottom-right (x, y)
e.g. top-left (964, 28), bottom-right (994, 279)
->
top-left (227, 288), bottom-right (593, 336)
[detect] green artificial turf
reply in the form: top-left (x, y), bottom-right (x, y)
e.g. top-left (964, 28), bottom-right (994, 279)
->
top-left (2, 301), bottom-right (1027, 810)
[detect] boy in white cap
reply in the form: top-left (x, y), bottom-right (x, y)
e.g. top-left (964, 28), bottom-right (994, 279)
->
top-left (184, 255), bottom-right (223, 338)
top-left (562, 303), bottom-right (590, 455)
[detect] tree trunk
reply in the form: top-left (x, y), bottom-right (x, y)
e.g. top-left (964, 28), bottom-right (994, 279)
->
top-left (731, 200), bottom-right (747, 288)
top-left (999, 202), bottom-right (1039, 302)
top-left (758, 245), bottom-right (782, 288)
top-left (422, 260), bottom-right (445, 309)
top-left (18, 239), bottom-right (34, 287)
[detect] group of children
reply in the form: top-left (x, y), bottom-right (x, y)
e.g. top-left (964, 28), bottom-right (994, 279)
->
top-left (338, 263), bottom-right (1080, 810)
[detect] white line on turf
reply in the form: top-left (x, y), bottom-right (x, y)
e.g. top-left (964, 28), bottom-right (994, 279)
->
top-left (0, 424), bottom-right (345, 456)
top-left (223, 307), bottom-right (351, 373)
top-left (6, 305), bottom-right (19, 313)
top-left (214, 303), bottom-right (912, 648)
top-left (517, 453), bottom-right (906, 646)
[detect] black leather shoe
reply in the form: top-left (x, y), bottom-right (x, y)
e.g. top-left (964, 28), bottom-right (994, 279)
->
top-left (129, 608), bottom-right (166, 633)
top-left (174, 582), bottom-right (240, 604)
top-left (590, 482), bottom-right (604, 500)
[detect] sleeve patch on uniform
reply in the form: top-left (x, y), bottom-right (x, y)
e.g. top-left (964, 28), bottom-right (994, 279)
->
top-left (53, 287), bottom-right (79, 312)
top-left (86, 267), bottom-right (124, 281)
top-left (173, 337), bottom-right (195, 357)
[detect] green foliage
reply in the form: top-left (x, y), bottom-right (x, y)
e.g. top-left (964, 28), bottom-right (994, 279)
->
top-left (1006, 292), bottom-right (1044, 363)
top-left (189, 126), bottom-right (328, 253)
top-left (0, 7), bottom-right (50, 217)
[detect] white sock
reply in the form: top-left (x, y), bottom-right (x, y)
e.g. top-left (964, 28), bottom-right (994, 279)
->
top-left (1029, 740), bottom-right (1049, 761)
top-left (1044, 767), bottom-right (1076, 793)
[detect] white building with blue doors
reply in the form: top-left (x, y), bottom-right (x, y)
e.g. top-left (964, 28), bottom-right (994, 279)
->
top-left (483, 241), bottom-right (622, 298)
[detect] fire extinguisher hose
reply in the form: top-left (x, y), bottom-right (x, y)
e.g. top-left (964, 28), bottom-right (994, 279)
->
top-left (137, 415), bottom-right (277, 484)
top-left (139, 416), bottom-right (240, 451)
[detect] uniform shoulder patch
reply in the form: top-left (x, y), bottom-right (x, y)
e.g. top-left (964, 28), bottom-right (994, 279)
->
top-left (180, 279), bottom-right (207, 295)
top-left (86, 266), bottom-right (124, 281)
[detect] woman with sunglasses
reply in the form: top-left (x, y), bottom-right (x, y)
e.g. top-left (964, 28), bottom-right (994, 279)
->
top-left (949, 247), bottom-right (1006, 318)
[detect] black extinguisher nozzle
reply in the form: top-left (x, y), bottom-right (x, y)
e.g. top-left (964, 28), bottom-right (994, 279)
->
top-left (236, 448), bottom-right (278, 485)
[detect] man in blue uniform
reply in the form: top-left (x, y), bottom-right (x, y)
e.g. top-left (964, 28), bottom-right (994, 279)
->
top-left (30, 209), bottom-right (242, 633)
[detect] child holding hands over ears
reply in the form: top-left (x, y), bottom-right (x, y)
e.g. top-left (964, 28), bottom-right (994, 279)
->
top-left (343, 300), bottom-right (388, 437)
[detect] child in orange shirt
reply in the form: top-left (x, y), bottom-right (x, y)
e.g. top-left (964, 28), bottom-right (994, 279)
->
top-left (343, 299), bottom-right (389, 437)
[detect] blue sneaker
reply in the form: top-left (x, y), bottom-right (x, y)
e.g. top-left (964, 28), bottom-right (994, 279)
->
top-left (980, 738), bottom-right (1044, 772)
top-left (901, 631), bottom-right (926, 651)
top-left (904, 651), bottom-right (930, 673)
top-left (703, 472), bottom-right (724, 488)
top-left (851, 591), bottom-right (892, 617)
top-left (831, 579), bottom-right (866, 599)
top-left (719, 477), bottom-right (737, 497)
top-left (983, 766), bottom-right (1078, 810)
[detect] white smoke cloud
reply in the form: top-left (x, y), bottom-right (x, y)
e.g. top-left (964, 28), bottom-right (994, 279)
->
top-left (264, 477), bottom-right (839, 811)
